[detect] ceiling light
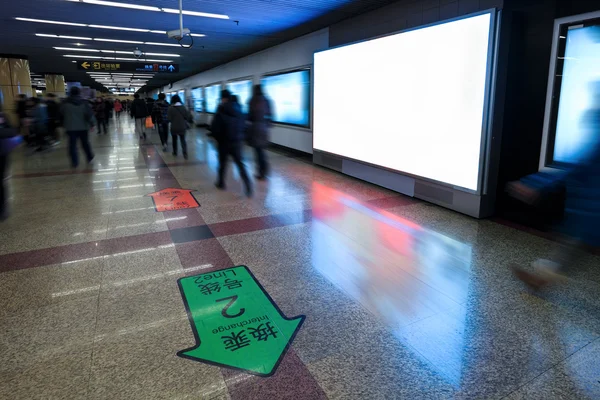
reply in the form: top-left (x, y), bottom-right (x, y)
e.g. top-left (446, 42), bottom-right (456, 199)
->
top-left (36, 33), bottom-right (93, 40)
top-left (144, 42), bottom-right (181, 48)
top-left (89, 24), bottom-right (149, 33)
top-left (190, 34), bottom-right (206, 37)
top-left (96, 50), bottom-right (179, 57)
top-left (161, 8), bottom-right (229, 20)
top-left (16, 17), bottom-right (86, 26)
top-left (54, 46), bottom-right (100, 52)
top-left (113, 57), bottom-right (173, 62)
top-left (149, 30), bottom-right (166, 34)
top-left (64, 55), bottom-right (103, 59)
top-left (94, 38), bottom-right (143, 44)
top-left (65, 0), bottom-right (228, 20)
top-left (76, 0), bottom-right (160, 11)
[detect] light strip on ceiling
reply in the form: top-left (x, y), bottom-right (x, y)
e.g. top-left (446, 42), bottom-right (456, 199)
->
top-left (88, 24), bottom-right (149, 33)
top-left (37, 33), bottom-right (190, 47)
top-left (65, 0), bottom-right (229, 20)
top-left (17, 17), bottom-right (207, 36)
top-left (66, 0), bottom-right (161, 12)
top-left (36, 33), bottom-right (93, 40)
top-left (53, 47), bottom-right (179, 57)
top-left (94, 38), bottom-right (144, 44)
top-left (161, 8), bottom-right (229, 20)
top-left (143, 42), bottom-right (181, 48)
top-left (15, 17), bottom-right (86, 26)
top-left (63, 55), bottom-right (173, 62)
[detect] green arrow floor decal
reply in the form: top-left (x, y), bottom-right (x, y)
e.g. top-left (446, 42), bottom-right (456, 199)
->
top-left (177, 266), bottom-right (305, 377)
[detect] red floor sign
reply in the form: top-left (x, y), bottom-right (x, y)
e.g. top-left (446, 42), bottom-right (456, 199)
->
top-left (147, 188), bottom-right (199, 212)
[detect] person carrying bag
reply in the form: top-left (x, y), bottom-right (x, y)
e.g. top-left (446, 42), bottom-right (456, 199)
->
top-left (167, 95), bottom-right (193, 159)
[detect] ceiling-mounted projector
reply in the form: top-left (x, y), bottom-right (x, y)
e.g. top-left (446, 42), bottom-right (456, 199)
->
top-left (167, 28), bottom-right (190, 41)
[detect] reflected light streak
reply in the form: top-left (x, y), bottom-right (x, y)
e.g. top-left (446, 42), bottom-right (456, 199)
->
top-left (310, 182), bottom-right (471, 387)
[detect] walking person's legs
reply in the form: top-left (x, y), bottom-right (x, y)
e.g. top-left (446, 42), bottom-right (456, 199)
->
top-left (254, 146), bottom-right (268, 179)
top-left (135, 118), bottom-right (146, 139)
top-left (67, 131), bottom-right (79, 168)
top-left (171, 133), bottom-right (179, 156)
top-left (80, 130), bottom-right (95, 163)
top-left (180, 133), bottom-right (188, 159)
top-left (216, 144), bottom-right (228, 189)
top-left (159, 122), bottom-right (169, 150)
top-left (231, 145), bottom-right (252, 197)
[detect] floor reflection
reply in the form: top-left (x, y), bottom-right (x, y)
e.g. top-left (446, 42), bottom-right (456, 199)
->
top-left (311, 182), bottom-right (472, 385)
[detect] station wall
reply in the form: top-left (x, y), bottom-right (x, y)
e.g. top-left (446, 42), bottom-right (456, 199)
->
top-left (155, 28), bottom-right (329, 154)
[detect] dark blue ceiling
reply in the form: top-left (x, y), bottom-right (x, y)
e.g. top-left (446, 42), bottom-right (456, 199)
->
top-left (0, 0), bottom-right (399, 91)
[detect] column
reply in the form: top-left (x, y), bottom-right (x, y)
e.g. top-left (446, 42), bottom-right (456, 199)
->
top-left (0, 55), bottom-right (33, 126)
top-left (45, 74), bottom-right (66, 98)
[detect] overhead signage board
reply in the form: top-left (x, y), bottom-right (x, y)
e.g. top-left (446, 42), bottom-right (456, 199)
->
top-left (177, 266), bottom-right (305, 376)
top-left (77, 60), bottom-right (179, 73)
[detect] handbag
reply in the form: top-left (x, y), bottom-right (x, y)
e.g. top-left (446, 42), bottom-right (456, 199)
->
top-left (145, 116), bottom-right (154, 129)
top-left (175, 106), bottom-right (191, 130)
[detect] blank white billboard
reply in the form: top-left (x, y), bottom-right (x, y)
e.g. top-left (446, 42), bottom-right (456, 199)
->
top-left (314, 13), bottom-right (493, 191)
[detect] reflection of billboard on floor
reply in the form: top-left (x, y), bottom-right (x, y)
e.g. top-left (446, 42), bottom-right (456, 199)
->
top-left (226, 80), bottom-right (252, 114)
top-left (549, 24), bottom-right (600, 165)
top-left (261, 70), bottom-right (310, 127)
top-left (314, 12), bottom-right (494, 191)
top-left (206, 84), bottom-right (221, 114)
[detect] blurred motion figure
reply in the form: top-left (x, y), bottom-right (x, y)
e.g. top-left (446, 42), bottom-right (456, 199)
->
top-left (211, 90), bottom-right (252, 197)
top-left (510, 81), bottom-right (600, 288)
top-left (248, 84), bottom-right (273, 180)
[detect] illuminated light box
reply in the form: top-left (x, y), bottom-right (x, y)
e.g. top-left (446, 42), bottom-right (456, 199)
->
top-left (314, 13), bottom-right (494, 191)
top-left (541, 14), bottom-right (600, 167)
top-left (205, 83), bottom-right (221, 114)
top-left (261, 70), bottom-right (310, 127)
top-left (226, 79), bottom-right (253, 114)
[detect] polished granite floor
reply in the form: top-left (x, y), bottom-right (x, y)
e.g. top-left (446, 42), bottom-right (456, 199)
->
top-left (1, 116), bottom-right (599, 400)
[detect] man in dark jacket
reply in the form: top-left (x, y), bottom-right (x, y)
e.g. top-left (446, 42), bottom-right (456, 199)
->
top-left (152, 93), bottom-right (170, 151)
top-left (60, 86), bottom-right (95, 168)
top-left (211, 90), bottom-right (252, 197)
top-left (248, 84), bottom-right (273, 180)
top-left (130, 93), bottom-right (149, 139)
top-left (46, 93), bottom-right (61, 143)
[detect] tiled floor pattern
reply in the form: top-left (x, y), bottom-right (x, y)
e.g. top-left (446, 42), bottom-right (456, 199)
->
top-left (1, 116), bottom-right (599, 399)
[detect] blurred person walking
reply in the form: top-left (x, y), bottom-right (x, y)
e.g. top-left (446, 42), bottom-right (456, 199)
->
top-left (94, 98), bottom-right (107, 135)
top-left (152, 93), bottom-right (170, 151)
top-left (131, 94), bottom-right (149, 140)
top-left (0, 103), bottom-right (21, 220)
top-left (114, 99), bottom-right (123, 119)
top-left (167, 95), bottom-right (193, 159)
top-left (510, 81), bottom-right (600, 288)
top-left (248, 84), bottom-right (273, 180)
top-left (104, 97), bottom-right (113, 124)
top-left (211, 90), bottom-right (252, 197)
top-left (61, 87), bottom-right (95, 168)
top-left (30, 97), bottom-right (49, 152)
top-left (15, 94), bottom-right (28, 136)
top-left (46, 93), bottom-right (61, 143)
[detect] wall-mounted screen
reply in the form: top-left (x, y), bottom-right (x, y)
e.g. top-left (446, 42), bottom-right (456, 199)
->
top-left (191, 87), bottom-right (203, 112)
top-left (226, 79), bottom-right (253, 114)
top-left (261, 70), bottom-right (310, 127)
top-left (545, 17), bottom-right (600, 166)
top-left (205, 84), bottom-right (221, 113)
top-left (314, 13), bottom-right (493, 191)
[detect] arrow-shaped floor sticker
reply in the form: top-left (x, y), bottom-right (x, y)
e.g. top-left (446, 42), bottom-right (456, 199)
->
top-left (177, 266), bottom-right (305, 377)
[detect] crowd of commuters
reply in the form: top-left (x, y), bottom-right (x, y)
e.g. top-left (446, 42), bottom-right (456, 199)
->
top-left (1, 84), bottom-right (273, 218)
